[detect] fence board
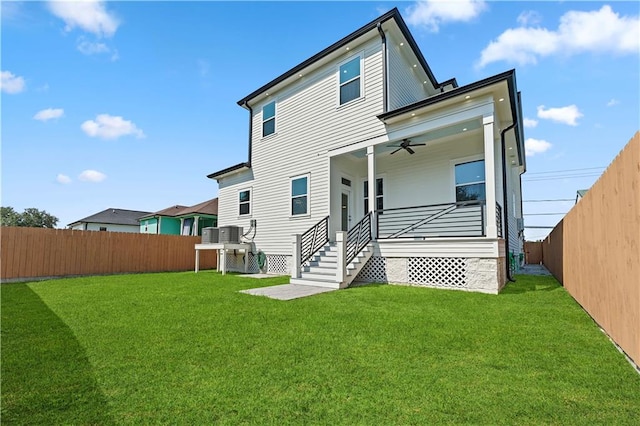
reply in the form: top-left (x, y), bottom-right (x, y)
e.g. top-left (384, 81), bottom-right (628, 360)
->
top-left (1, 228), bottom-right (217, 281)
top-left (524, 241), bottom-right (543, 264)
top-left (542, 132), bottom-right (639, 366)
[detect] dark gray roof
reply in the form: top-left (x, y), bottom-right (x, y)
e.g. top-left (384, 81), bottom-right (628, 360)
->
top-left (67, 208), bottom-right (152, 227)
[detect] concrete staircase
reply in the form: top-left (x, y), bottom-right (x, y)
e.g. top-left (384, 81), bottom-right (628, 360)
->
top-left (289, 242), bottom-right (374, 289)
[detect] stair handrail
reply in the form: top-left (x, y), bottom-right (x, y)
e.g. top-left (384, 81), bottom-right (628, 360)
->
top-left (300, 215), bottom-right (330, 265)
top-left (345, 212), bottom-right (372, 265)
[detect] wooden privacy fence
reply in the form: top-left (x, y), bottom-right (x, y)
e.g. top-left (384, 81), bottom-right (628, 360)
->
top-left (523, 241), bottom-right (543, 265)
top-left (542, 132), bottom-right (639, 366)
top-left (1, 227), bottom-right (217, 281)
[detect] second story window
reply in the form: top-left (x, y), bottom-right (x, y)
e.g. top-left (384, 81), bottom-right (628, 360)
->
top-left (239, 189), bottom-right (251, 216)
top-left (262, 101), bottom-right (276, 137)
top-left (339, 56), bottom-right (361, 105)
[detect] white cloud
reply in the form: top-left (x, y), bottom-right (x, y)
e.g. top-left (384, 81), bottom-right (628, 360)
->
top-left (517, 10), bottom-right (542, 26)
top-left (406, 0), bottom-right (487, 32)
top-left (77, 37), bottom-right (109, 55)
top-left (47, 0), bottom-right (120, 38)
top-left (537, 105), bottom-right (583, 126)
top-left (525, 138), bottom-right (552, 157)
top-left (477, 5), bottom-right (639, 67)
top-left (523, 118), bottom-right (538, 128)
top-left (78, 170), bottom-right (107, 183)
top-left (34, 108), bottom-right (64, 122)
top-left (56, 174), bottom-right (72, 184)
top-left (606, 98), bottom-right (620, 107)
top-left (1, 70), bottom-right (26, 94)
top-left (81, 114), bottom-right (145, 140)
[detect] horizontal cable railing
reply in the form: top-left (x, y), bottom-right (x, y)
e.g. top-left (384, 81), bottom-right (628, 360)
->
top-left (377, 201), bottom-right (485, 239)
top-left (496, 202), bottom-right (503, 238)
top-left (300, 215), bottom-right (330, 265)
top-left (346, 212), bottom-right (372, 264)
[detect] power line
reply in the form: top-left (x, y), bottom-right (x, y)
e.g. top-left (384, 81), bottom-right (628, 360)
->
top-left (522, 173), bottom-right (602, 182)
top-left (523, 199), bottom-right (574, 202)
top-left (525, 166), bottom-right (606, 175)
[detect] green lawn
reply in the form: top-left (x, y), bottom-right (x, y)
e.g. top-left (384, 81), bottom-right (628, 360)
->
top-left (2, 272), bottom-right (639, 425)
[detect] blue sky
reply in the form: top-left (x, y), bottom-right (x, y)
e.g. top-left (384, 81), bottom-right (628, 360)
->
top-left (2, 1), bottom-right (638, 240)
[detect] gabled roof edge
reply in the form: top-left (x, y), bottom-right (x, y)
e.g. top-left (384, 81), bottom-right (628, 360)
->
top-left (207, 162), bottom-right (251, 180)
top-left (236, 8), bottom-right (443, 107)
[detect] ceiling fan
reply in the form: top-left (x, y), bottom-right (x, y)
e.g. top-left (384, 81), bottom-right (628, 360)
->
top-left (388, 139), bottom-right (426, 155)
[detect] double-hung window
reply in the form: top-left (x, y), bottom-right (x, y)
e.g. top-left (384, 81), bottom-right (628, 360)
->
top-left (455, 160), bottom-right (485, 202)
top-left (262, 101), bottom-right (276, 137)
top-left (364, 178), bottom-right (384, 212)
top-left (239, 189), bottom-right (251, 216)
top-left (291, 174), bottom-right (309, 216)
top-left (339, 56), bottom-right (361, 105)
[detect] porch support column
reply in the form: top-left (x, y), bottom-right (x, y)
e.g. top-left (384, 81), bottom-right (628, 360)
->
top-left (335, 231), bottom-right (347, 285)
top-left (291, 234), bottom-right (301, 278)
top-left (366, 145), bottom-right (377, 239)
top-left (193, 216), bottom-right (200, 236)
top-left (483, 115), bottom-right (498, 238)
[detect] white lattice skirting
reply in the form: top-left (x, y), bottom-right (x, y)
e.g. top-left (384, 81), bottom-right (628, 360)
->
top-left (355, 256), bottom-right (504, 294)
top-left (224, 252), bottom-right (260, 273)
top-left (266, 255), bottom-right (290, 275)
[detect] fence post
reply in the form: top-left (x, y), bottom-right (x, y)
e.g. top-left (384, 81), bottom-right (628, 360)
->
top-left (336, 231), bottom-right (346, 285)
top-left (291, 234), bottom-right (301, 279)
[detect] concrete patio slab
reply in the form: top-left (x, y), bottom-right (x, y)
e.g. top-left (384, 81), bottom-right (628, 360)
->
top-left (519, 264), bottom-right (552, 276)
top-left (237, 273), bottom-right (286, 279)
top-left (240, 284), bottom-right (337, 300)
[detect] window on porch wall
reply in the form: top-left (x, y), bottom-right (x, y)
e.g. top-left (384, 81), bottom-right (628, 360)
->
top-left (455, 160), bottom-right (486, 202)
top-left (364, 178), bottom-right (383, 212)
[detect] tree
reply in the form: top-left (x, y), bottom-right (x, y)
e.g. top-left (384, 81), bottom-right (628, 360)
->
top-left (1, 207), bottom-right (20, 226)
top-left (0, 207), bottom-right (59, 228)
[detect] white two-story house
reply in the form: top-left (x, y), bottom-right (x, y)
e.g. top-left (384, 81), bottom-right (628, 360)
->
top-left (208, 8), bottom-right (526, 294)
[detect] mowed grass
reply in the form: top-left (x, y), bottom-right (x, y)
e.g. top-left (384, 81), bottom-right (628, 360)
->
top-left (2, 272), bottom-right (639, 425)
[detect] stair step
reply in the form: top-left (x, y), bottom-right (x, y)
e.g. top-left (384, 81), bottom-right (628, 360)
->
top-left (300, 272), bottom-right (338, 281)
top-left (303, 265), bottom-right (337, 274)
top-left (289, 278), bottom-right (340, 289)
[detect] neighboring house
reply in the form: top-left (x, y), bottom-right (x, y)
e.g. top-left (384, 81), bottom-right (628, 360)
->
top-left (67, 208), bottom-right (151, 233)
top-left (139, 198), bottom-right (218, 236)
top-left (575, 189), bottom-right (589, 204)
top-left (207, 8), bottom-right (526, 294)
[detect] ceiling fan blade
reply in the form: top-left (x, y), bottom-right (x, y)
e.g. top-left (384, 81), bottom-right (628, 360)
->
top-left (411, 143), bottom-right (426, 146)
top-left (390, 147), bottom-right (403, 155)
top-left (406, 146), bottom-right (415, 154)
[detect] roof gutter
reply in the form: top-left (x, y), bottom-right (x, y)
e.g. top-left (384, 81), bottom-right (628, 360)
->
top-left (500, 121), bottom-right (518, 283)
top-left (376, 22), bottom-right (388, 113)
top-left (244, 101), bottom-right (253, 167)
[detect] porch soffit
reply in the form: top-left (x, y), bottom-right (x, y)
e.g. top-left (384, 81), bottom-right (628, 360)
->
top-left (327, 98), bottom-right (494, 158)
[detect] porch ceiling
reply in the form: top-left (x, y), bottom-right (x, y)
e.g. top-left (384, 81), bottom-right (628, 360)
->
top-left (347, 118), bottom-right (482, 159)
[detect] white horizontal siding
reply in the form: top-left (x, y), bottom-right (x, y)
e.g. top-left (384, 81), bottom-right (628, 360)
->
top-left (84, 223), bottom-right (140, 233)
top-left (217, 38), bottom-right (385, 256)
top-left (374, 239), bottom-right (501, 258)
top-left (387, 34), bottom-right (430, 110)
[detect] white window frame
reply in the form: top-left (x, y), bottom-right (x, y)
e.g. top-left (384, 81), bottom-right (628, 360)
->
top-left (261, 100), bottom-right (276, 138)
top-left (451, 155), bottom-right (486, 203)
top-left (238, 188), bottom-right (252, 217)
top-left (290, 173), bottom-right (310, 218)
top-left (337, 53), bottom-right (365, 107)
top-left (361, 174), bottom-right (386, 218)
